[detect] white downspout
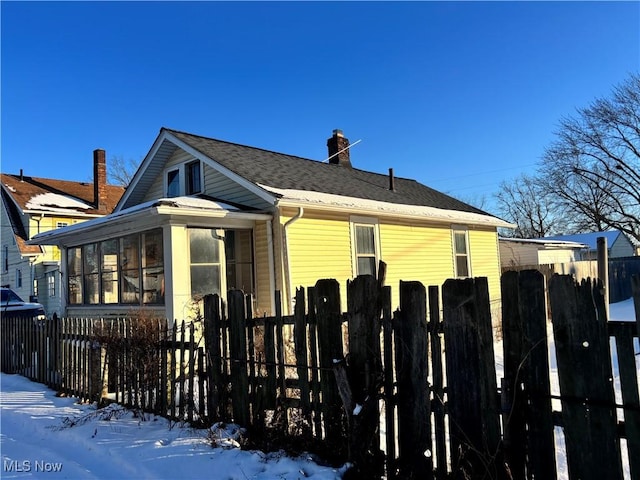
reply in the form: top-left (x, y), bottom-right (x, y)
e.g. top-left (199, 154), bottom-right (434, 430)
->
top-left (283, 207), bottom-right (304, 314)
top-left (266, 219), bottom-right (276, 315)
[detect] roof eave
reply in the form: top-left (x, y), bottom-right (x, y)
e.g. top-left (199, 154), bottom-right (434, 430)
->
top-left (276, 198), bottom-right (515, 229)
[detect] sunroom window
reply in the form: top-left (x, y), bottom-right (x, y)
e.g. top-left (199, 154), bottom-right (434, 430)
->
top-left (189, 228), bottom-right (222, 298)
top-left (67, 229), bottom-right (164, 306)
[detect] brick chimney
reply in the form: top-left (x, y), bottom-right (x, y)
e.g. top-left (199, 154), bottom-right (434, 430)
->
top-left (327, 129), bottom-right (352, 168)
top-left (93, 149), bottom-right (107, 212)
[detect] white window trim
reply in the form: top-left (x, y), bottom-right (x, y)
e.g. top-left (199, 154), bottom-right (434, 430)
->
top-left (164, 160), bottom-right (204, 197)
top-left (350, 216), bottom-right (381, 278)
top-left (452, 226), bottom-right (471, 278)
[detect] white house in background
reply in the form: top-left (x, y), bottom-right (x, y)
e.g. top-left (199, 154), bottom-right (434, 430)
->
top-left (499, 237), bottom-right (588, 268)
top-left (542, 230), bottom-right (636, 260)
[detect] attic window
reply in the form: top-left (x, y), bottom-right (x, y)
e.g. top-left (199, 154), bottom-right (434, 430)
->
top-left (186, 161), bottom-right (202, 195)
top-left (167, 169), bottom-right (180, 197)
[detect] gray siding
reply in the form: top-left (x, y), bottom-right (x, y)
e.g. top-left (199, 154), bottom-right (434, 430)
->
top-left (202, 163), bottom-right (271, 209)
top-left (611, 235), bottom-right (635, 258)
top-left (141, 148), bottom-right (272, 210)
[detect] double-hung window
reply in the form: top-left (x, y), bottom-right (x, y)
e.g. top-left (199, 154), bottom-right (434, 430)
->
top-left (453, 229), bottom-right (470, 278)
top-left (352, 218), bottom-right (380, 277)
top-left (48, 273), bottom-right (56, 297)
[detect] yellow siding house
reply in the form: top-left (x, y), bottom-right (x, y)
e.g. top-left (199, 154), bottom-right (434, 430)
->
top-left (31, 128), bottom-right (512, 320)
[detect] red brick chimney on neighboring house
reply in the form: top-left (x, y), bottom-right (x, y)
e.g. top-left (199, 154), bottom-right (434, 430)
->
top-left (327, 129), bottom-right (352, 168)
top-left (93, 149), bottom-right (107, 212)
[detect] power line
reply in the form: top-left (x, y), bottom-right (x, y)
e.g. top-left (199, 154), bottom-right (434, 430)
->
top-left (429, 163), bottom-right (538, 184)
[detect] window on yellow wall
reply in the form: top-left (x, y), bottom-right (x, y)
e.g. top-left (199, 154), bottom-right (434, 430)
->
top-left (453, 230), bottom-right (470, 278)
top-left (351, 218), bottom-right (379, 277)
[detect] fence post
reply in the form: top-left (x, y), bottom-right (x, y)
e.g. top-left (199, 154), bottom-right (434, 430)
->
top-left (394, 280), bottom-right (432, 479)
top-left (442, 277), bottom-right (505, 480)
top-left (548, 275), bottom-right (623, 480)
top-left (597, 236), bottom-right (610, 319)
top-left (314, 279), bottom-right (345, 449)
top-left (501, 270), bottom-right (556, 479)
top-left (228, 289), bottom-right (250, 427)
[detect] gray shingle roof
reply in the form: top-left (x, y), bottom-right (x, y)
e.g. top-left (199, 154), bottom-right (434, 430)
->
top-left (165, 128), bottom-right (488, 215)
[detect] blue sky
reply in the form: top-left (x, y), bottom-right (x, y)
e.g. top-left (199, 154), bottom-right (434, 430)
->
top-left (2, 1), bottom-right (639, 211)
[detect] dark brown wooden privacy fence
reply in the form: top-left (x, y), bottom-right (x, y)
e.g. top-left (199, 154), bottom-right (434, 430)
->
top-left (1, 272), bottom-right (639, 479)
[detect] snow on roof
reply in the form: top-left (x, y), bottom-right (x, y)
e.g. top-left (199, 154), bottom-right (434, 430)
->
top-left (155, 196), bottom-right (240, 211)
top-left (29, 196), bottom-right (258, 244)
top-left (499, 237), bottom-right (588, 248)
top-left (260, 184), bottom-right (514, 228)
top-left (25, 192), bottom-right (92, 212)
top-left (543, 231), bottom-right (622, 250)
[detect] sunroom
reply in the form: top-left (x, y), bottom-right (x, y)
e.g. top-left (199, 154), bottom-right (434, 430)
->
top-left (30, 197), bottom-right (272, 322)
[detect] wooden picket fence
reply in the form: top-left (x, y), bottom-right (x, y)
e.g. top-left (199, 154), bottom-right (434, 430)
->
top-left (1, 272), bottom-right (639, 479)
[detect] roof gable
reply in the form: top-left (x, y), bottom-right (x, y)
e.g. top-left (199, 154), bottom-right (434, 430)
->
top-left (1, 189), bottom-right (43, 255)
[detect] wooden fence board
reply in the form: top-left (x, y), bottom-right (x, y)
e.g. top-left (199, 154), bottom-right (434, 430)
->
top-left (501, 270), bottom-right (556, 480)
top-left (443, 277), bottom-right (505, 480)
top-left (228, 290), bottom-right (250, 427)
top-left (345, 275), bottom-right (384, 476)
top-left (609, 321), bottom-right (640, 479)
top-left (549, 275), bottom-right (623, 480)
top-left (294, 287), bottom-right (311, 421)
top-left (428, 285), bottom-right (447, 479)
top-left (315, 279), bottom-right (344, 447)
top-left (394, 281), bottom-right (431, 478)
top-left (307, 286), bottom-right (323, 438)
top-left (381, 286), bottom-right (396, 479)
top-left (263, 311), bottom-right (277, 411)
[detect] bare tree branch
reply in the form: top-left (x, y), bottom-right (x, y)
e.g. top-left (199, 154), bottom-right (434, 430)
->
top-left (539, 73), bottom-right (640, 243)
top-left (108, 155), bottom-right (140, 187)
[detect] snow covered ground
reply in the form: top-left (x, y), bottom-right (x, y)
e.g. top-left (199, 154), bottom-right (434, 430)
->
top-left (0, 298), bottom-right (636, 479)
top-left (0, 374), bottom-right (347, 479)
